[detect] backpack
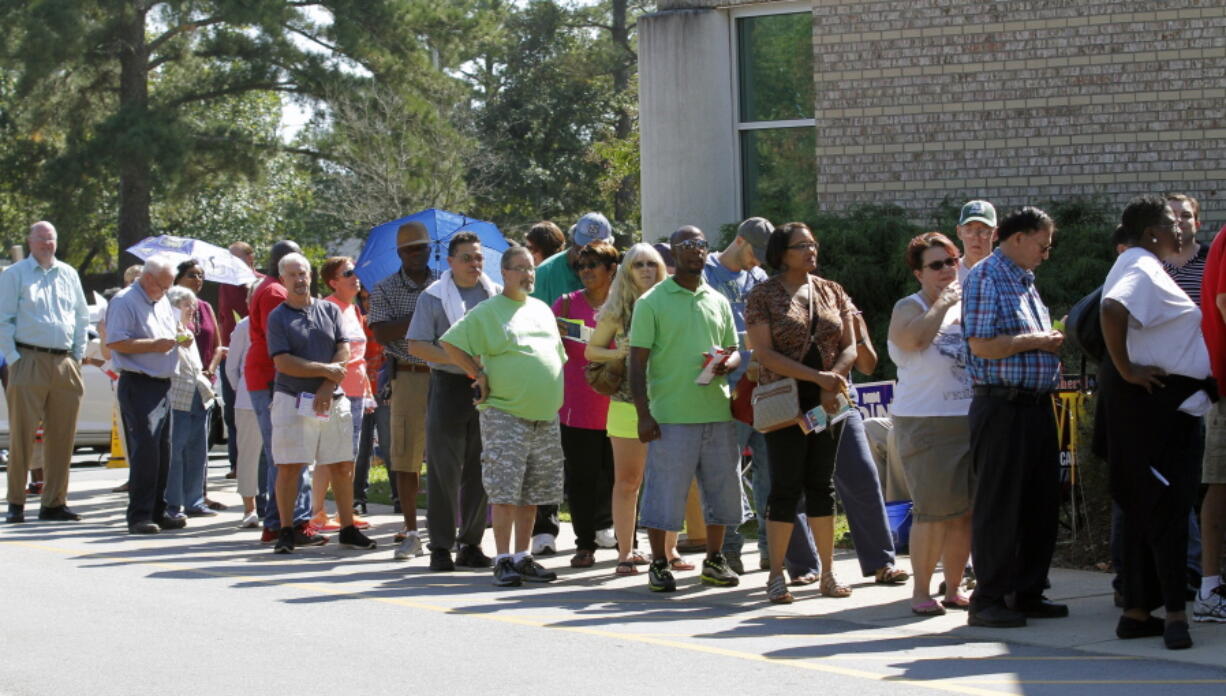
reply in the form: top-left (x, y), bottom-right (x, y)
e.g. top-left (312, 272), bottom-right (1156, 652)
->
top-left (1065, 285), bottom-right (1106, 363)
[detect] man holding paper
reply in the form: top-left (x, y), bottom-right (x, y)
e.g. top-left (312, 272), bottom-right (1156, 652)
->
top-left (629, 225), bottom-right (742, 593)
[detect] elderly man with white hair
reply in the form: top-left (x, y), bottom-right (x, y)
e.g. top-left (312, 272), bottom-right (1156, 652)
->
top-left (105, 255), bottom-right (185, 534)
top-left (0, 221), bottom-right (91, 524)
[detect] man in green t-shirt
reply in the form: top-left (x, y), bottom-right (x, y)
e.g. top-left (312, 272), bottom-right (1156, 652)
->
top-left (629, 225), bottom-right (744, 593)
top-left (442, 245), bottom-right (568, 588)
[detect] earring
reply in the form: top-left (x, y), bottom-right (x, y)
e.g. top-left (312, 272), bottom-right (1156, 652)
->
top-left (1151, 237), bottom-right (1158, 243)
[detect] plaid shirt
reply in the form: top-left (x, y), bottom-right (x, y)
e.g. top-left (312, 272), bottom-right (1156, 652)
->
top-left (962, 248), bottom-right (1060, 392)
top-left (170, 344), bottom-right (216, 411)
top-left (367, 267), bottom-right (439, 363)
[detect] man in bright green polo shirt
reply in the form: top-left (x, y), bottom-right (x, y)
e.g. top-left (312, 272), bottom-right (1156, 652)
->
top-left (629, 225), bottom-right (743, 593)
top-left (442, 245), bottom-right (567, 588)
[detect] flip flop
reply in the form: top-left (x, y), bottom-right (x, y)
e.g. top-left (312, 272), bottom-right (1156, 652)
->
top-left (911, 599), bottom-right (947, 616)
top-left (941, 594), bottom-right (971, 610)
top-left (669, 557), bottom-right (695, 571)
top-left (615, 561), bottom-right (638, 576)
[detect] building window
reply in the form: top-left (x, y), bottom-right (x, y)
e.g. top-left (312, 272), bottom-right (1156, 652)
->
top-left (734, 8), bottom-right (816, 222)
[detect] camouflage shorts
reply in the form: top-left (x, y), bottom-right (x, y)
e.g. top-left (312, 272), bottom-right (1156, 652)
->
top-left (478, 406), bottom-right (564, 506)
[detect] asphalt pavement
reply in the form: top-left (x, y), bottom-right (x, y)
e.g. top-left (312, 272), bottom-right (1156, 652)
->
top-left (1, 455), bottom-right (1224, 696)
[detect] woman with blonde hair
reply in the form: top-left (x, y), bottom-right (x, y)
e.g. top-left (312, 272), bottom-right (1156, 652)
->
top-left (586, 243), bottom-right (687, 574)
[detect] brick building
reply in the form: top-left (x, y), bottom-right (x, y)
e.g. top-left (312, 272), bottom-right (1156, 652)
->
top-left (639, 0), bottom-right (1226, 239)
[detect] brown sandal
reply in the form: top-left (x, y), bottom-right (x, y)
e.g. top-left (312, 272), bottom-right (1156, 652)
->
top-left (570, 549), bottom-right (596, 568)
top-left (669, 557), bottom-right (695, 571)
top-left (874, 565), bottom-right (909, 585)
top-left (820, 571), bottom-right (852, 598)
top-left (615, 561), bottom-right (638, 576)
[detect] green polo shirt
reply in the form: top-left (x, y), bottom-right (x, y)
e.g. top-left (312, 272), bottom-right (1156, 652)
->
top-left (529, 250), bottom-right (582, 306)
top-left (629, 276), bottom-right (737, 424)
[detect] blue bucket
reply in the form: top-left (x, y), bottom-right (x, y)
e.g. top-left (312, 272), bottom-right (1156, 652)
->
top-left (885, 500), bottom-right (913, 552)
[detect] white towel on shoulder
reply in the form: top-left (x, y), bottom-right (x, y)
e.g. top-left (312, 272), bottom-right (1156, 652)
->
top-left (424, 270), bottom-right (501, 326)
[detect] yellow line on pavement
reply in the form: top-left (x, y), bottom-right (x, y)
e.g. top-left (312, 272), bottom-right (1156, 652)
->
top-left (8, 539), bottom-right (1224, 691)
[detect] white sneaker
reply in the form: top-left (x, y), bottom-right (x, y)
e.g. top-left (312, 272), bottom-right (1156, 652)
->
top-left (595, 527), bottom-right (617, 549)
top-left (394, 531), bottom-right (424, 561)
top-left (238, 511), bottom-right (260, 529)
top-left (531, 533), bottom-right (557, 556)
top-left (1192, 584), bottom-right (1226, 622)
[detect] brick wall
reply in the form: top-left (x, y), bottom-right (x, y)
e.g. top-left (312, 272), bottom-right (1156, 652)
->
top-left (811, 0), bottom-right (1226, 229)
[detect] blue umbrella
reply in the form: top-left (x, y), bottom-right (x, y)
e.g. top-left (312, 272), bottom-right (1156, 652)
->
top-left (354, 209), bottom-right (510, 288)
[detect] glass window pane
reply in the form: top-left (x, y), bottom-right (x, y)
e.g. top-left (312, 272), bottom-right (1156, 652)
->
top-left (737, 13), bottom-right (815, 122)
top-left (740, 127), bottom-right (817, 222)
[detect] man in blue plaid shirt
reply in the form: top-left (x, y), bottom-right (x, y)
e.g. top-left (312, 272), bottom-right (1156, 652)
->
top-left (961, 206), bottom-right (1067, 629)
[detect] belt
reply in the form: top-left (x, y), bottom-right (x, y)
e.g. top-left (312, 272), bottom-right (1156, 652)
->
top-left (120, 370), bottom-right (170, 383)
top-left (16, 341), bottom-right (69, 356)
top-left (973, 384), bottom-right (1051, 404)
top-left (396, 363), bottom-right (430, 373)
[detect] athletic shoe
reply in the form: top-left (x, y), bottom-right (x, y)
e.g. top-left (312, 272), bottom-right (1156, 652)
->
top-left (293, 524), bottom-right (329, 547)
top-left (339, 525), bottom-right (376, 550)
top-left (515, 556), bottom-right (557, 583)
top-left (594, 527), bottom-right (617, 549)
top-left (394, 531), bottom-right (424, 560)
top-left (648, 557), bottom-right (676, 593)
top-left (701, 553), bottom-right (741, 587)
top-left (1192, 584), bottom-right (1226, 623)
top-left (274, 528), bottom-right (294, 554)
top-left (724, 551), bottom-right (745, 576)
top-left (238, 511), bottom-right (260, 529)
top-left (493, 557), bottom-right (522, 587)
top-left (531, 533), bottom-right (557, 556)
top-left (260, 527), bottom-right (277, 544)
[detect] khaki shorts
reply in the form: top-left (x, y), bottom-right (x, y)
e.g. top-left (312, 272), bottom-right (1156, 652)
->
top-left (895, 414), bottom-right (973, 522)
top-left (270, 391), bottom-right (354, 466)
top-left (1203, 400), bottom-right (1226, 484)
top-left (389, 369), bottom-right (429, 473)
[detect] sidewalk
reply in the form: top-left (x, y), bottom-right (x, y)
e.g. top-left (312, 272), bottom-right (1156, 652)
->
top-left (7, 462), bottom-right (1226, 675)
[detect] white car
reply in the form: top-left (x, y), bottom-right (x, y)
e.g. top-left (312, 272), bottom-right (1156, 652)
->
top-left (0, 340), bottom-right (116, 451)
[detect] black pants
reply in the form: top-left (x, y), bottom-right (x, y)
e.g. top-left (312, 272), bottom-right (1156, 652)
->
top-left (118, 373), bottom-right (172, 525)
top-left (425, 371), bottom-right (487, 551)
top-left (968, 393), bottom-right (1060, 609)
top-left (763, 422), bottom-right (839, 521)
top-left (218, 357), bottom-right (238, 471)
top-left (560, 424), bottom-right (614, 552)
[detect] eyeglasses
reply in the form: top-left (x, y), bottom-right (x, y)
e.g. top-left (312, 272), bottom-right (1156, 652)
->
top-left (787, 242), bottom-right (817, 251)
top-left (575, 261), bottom-right (605, 271)
top-left (631, 261), bottom-right (659, 269)
top-left (923, 257), bottom-right (959, 272)
top-left (506, 266), bottom-right (535, 274)
top-left (673, 238), bottom-right (709, 252)
top-left (455, 253), bottom-right (484, 264)
top-left (341, 269), bottom-right (356, 278)
top-left (960, 227), bottom-right (995, 239)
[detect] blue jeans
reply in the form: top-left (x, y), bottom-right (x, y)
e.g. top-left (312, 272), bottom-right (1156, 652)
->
top-left (834, 409), bottom-right (897, 576)
top-left (251, 387), bottom-right (312, 531)
top-left (166, 391), bottom-right (209, 514)
top-left (641, 422), bottom-right (742, 531)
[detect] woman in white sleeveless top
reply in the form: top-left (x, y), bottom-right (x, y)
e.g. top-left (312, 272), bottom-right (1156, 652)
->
top-left (887, 232), bottom-right (975, 616)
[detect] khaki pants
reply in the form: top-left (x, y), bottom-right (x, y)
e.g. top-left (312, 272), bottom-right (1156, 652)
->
top-left (6, 351), bottom-right (84, 506)
top-left (389, 368), bottom-right (430, 473)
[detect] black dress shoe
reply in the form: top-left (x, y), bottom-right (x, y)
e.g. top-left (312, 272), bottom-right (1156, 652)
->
top-left (1164, 620), bottom-right (1193, 650)
top-left (128, 521), bottom-right (159, 534)
top-left (429, 548), bottom-right (455, 572)
top-left (455, 544), bottom-right (492, 568)
top-left (6, 504), bottom-right (24, 524)
top-left (968, 603), bottom-right (1027, 628)
top-left (1013, 596), bottom-right (1069, 618)
top-left (39, 505), bottom-right (82, 521)
top-left (157, 515), bottom-right (187, 530)
top-left (1116, 615), bottom-right (1164, 639)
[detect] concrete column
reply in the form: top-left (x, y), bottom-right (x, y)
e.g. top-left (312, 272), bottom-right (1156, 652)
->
top-left (638, 9), bottom-right (739, 243)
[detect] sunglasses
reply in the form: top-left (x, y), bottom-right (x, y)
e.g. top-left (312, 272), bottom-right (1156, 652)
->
top-left (674, 238), bottom-right (709, 252)
top-left (575, 261), bottom-right (606, 271)
top-left (341, 269), bottom-right (356, 278)
top-left (924, 257), bottom-right (959, 272)
top-left (632, 260), bottom-right (659, 269)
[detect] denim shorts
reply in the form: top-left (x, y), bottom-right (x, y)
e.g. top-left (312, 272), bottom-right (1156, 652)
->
top-left (639, 421), bottom-right (741, 531)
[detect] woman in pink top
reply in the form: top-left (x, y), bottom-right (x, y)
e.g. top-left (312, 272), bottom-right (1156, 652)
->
top-left (310, 256), bottom-right (374, 531)
top-left (551, 241), bottom-right (618, 568)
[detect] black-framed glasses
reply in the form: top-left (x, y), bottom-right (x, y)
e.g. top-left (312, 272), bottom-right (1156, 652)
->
top-left (924, 257), bottom-right (959, 272)
top-left (674, 238), bottom-right (709, 252)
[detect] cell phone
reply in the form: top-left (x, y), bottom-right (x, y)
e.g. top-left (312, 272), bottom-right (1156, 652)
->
top-left (472, 382), bottom-right (483, 401)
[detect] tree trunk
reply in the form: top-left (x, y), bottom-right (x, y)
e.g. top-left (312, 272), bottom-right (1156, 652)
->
top-left (116, 4), bottom-right (152, 276)
top-left (610, 0), bottom-right (636, 224)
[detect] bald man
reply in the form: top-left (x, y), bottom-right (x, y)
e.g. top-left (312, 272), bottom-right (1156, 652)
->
top-left (0, 222), bottom-right (90, 523)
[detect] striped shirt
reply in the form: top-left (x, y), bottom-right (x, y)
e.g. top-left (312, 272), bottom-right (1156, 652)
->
top-left (1163, 242), bottom-right (1209, 307)
top-left (961, 248), bottom-right (1060, 392)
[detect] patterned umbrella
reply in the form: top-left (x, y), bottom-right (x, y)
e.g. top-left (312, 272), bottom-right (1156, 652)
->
top-left (126, 235), bottom-right (256, 286)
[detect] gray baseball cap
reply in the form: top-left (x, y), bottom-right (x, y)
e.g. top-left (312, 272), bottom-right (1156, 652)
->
top-left (572, 212), bottom-right (613, 247)
top-left (959, 200), bottom-right (997, 227)
top-left (736, 217), bottom-right (773, 262)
